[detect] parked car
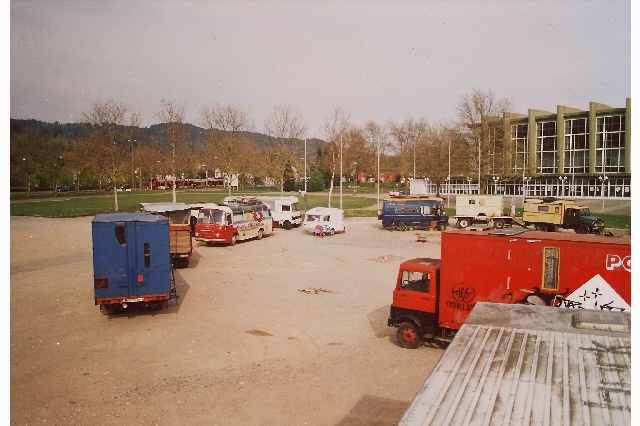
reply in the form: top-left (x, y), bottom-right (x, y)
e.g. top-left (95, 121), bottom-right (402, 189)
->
top-left (57, 186), bottom-right (71, 192)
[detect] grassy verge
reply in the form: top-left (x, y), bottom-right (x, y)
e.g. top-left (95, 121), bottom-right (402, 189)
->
top-left (9, 189), bottom-right (380, 218)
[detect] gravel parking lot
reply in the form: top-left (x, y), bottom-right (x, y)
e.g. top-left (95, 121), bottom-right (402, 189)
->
top-left (10, 216), bottom-right (447, 426)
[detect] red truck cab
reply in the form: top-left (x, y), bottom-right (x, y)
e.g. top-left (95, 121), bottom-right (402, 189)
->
top-left (388, 258), bottom-right (440, 349)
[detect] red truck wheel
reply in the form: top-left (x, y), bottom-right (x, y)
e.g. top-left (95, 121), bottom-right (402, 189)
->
top-left (397, 322), bottom-right (423, 349)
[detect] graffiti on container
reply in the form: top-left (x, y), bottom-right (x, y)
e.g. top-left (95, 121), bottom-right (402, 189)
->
top-left (446, 283), bottom-right (476, 311)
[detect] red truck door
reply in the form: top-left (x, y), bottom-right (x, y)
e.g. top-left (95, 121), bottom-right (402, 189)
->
top-left (395, 269), bottom-right (437, 313)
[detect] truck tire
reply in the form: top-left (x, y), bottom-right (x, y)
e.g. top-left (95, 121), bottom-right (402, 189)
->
top-left (534, 223), bottom-right (547, 232)
top-left (575, 225), bottom-right (589, 234)
top-left (458, 218), bottom-right (471, 228)
top-left (283, 220), bottom-right (292, 230)
top-left (257, 229), bottom-right (263, 240)
top-left (397, 223), bottom-right (407, 232)
top-left (397, 322), bottom-right (423, 349)
top-left (229, 234), bottom-right (237, 246)
top-left (329, 228), bottom-right (335, 236)
top-left (100, 303), bottom-right (116, 315)
top-left (438, 222), bottom-right (447, 231)
top-left (493, 219), bottom-right (505, 229)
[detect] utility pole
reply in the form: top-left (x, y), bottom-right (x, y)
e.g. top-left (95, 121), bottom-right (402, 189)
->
top-left (340, 133), bottom-right (343, 210)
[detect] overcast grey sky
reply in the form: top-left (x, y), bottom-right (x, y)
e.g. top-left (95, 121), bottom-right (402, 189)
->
top-left (10, 0), bottom-right (632, 139)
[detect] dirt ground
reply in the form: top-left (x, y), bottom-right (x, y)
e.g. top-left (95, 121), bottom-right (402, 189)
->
top-left (10, 216), bottom-right (448, 426)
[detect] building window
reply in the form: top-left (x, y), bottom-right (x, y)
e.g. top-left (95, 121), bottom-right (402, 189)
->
top-left (511, 123), bottom-right (528, 174)
top-left (564, 118), bottom-right (589, 174)
top-left (596, 115), bottom-right (625, 173)
top-left (536, 121), bottom-right (557, 174)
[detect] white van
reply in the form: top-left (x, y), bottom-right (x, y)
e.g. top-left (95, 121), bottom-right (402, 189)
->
top-left (256, 196), bottom-right (301, 230)
top-left (302, 207), bottom-right (345, 236)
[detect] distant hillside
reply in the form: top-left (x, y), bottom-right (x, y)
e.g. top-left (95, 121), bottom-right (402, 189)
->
top-left (10, 118), bottom-right (325, 156)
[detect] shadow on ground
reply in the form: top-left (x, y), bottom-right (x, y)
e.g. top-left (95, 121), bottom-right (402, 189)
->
top-left (335, 394), bottom-right (410, 426)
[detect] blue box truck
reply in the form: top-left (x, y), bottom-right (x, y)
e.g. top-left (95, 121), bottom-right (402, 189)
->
top-left (92, 213), bottom-right (178, 315)
top-left (378, 195), bottom-right (449, 231)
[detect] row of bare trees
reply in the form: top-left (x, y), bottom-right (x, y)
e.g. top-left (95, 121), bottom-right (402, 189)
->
top-left (10, 89), bottom-right (516, 210)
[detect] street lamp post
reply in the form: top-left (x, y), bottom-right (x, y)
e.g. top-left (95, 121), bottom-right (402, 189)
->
top-left (558, 176), bottom-right (567, 198)
top-left (445, 176), bottom-right (450, 209)
top-left (467, 178), bottom-right (472, 194)
top-left (340, 133), bottom-right (343, 210)
top-left (377, 137), bottom-right (380, 211)
top-left (129, 139), bottom-right (136, 190)
top-left (522, 177), bottom-right (530, 205)
top-left (599, 175), bottom-right (608, 213)
top-left (492, 176), bottom-right (500, 194)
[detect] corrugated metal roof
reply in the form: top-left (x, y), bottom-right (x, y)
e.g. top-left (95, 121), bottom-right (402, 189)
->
top-left (399, 303), bottom-right (631, 426)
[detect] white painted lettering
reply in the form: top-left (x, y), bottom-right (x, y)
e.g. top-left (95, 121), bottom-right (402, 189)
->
top-left (606, 254), bottom-right (631, 272)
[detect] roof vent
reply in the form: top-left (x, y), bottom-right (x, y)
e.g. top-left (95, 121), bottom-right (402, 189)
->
top-left (572, 310), bottom-right (630, 332)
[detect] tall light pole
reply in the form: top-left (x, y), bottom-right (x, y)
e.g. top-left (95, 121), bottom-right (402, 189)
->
top-left (304, 139), bottom-right (307, 193)
top-left (340, 133), bottom-right (343, 210)
top-left (129, 139), bottom-right (136, 190)
top-left (171, 137), bottom-right (176, 203)
top-left (492, 176), bottom-right (500, 194)
top-left (599, 175), bottom-right (608, 212)
top-left (445, 177), bottom-right (450, 209)
top-left (377, 136), bottom-right (380, 211)
top-left (413, 139), bottom-right (416, 180)
top-left (559, 176), bottom-right (567, 198)
top-left (478, 138), bottom-right (481, 194)
top-left (447, 134), bottom-right (451, 209)
top-left (522, 177), bottom-right (530, 205)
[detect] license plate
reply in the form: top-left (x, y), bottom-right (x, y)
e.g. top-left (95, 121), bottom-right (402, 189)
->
top-left (125, 298), bottom-right (144, 302)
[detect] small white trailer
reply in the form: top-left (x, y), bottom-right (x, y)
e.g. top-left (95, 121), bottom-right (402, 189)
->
top-left (454, 194), bottom-right (515, 229)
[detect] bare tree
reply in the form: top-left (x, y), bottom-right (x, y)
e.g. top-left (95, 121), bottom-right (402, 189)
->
top-left (319, 106), bottom-right (351, 206)
top-left (199, 103), bottom-right (255, 196)
top-left (455, 88), bottom-right (512, 193)
top-left (264, 105), bottom-right (307, 195)
top-left (360, 120), bottom-right (389, 190)
top-left (387, 118), bottom-right (429, 188)
top-left (82, 99), bottom-right (140, 211)
top-left (157, 99), bottom-right (188, 203)
top-left (415, 121), bottom-right (454, 196)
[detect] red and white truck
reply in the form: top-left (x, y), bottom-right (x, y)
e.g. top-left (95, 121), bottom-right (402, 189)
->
top-left (388, 228), bottom-right (631, 348)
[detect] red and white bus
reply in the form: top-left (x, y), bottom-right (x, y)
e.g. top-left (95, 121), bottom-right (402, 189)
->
top-left (194, 200), bottom-right (273, 246)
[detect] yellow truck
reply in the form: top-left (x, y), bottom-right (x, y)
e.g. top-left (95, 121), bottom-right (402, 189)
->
top-left (522, 197), bottom-right (604, 234)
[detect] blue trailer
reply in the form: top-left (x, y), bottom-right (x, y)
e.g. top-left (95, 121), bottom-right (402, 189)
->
top-left (378, 195), bottom-right (449, 231)
top-left (92, 213), bottom-right (178, 315)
